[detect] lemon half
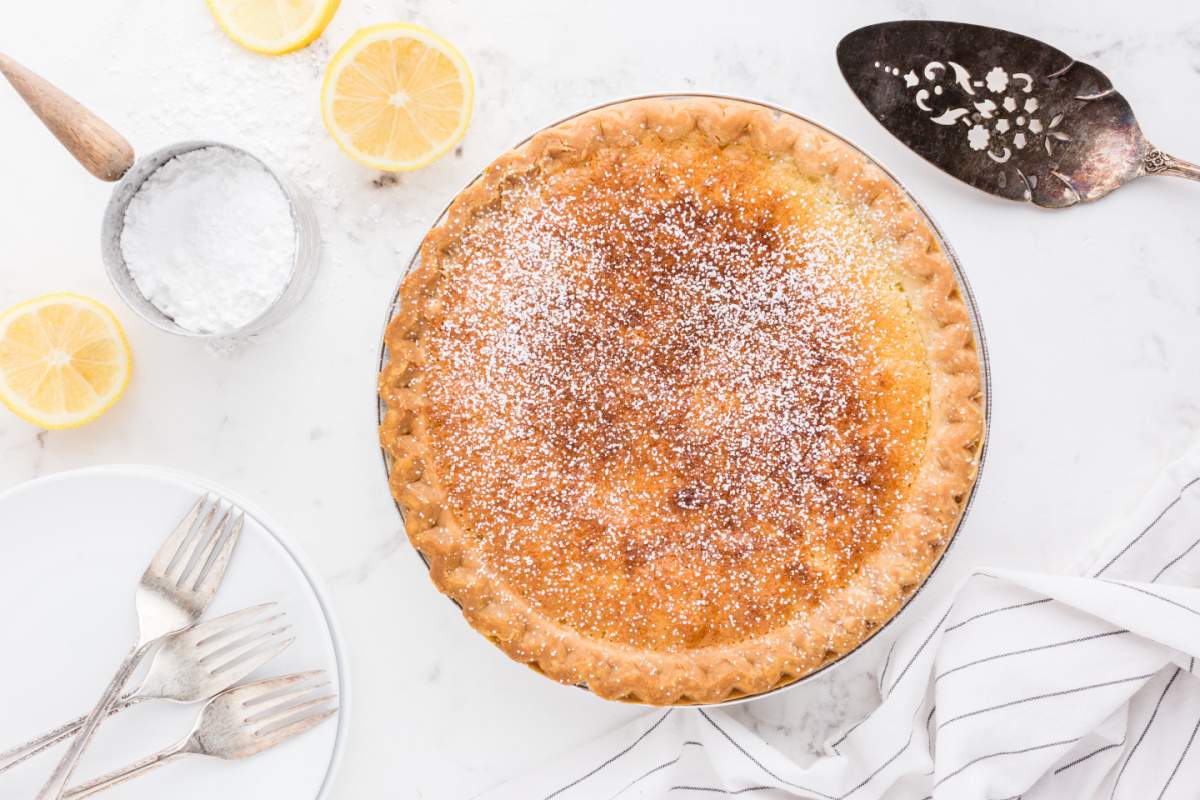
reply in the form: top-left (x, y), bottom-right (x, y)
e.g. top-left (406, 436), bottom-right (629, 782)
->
top-left (321, 23), bottom-right (474, 171)
top-left (0, 293), bottom-right (132, 430)
top-left (207, 0), bottom-right (341, 55)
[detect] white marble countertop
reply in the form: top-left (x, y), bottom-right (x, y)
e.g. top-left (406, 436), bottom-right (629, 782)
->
top-left (2, 1), bottom-right (1198, 797)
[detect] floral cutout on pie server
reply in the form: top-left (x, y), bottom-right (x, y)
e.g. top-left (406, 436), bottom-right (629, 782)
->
top-left (873, 60), bottom-right (1072, 183)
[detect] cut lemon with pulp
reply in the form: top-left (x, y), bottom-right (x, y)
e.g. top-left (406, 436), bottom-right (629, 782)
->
top-left (322, 23), bottom-right (474, 171)
top-left (0, 294), bottom-right (132, 430)
top-left (207, 0), bottom-right (340, 55)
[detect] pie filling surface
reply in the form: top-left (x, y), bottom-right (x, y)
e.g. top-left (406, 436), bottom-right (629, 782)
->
top-left (381, 98), bottom-right (983, 705)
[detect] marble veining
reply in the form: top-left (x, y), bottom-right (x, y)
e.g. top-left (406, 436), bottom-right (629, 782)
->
top-left (1, 1), bottom-right (1199, 797)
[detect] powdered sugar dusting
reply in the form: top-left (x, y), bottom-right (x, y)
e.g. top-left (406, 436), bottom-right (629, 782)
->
top-left (423, 137), bottom-right (928, 651)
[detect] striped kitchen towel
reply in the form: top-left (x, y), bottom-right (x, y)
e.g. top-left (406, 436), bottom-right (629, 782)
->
top-left (476, 442), bottom-right (1200, 799)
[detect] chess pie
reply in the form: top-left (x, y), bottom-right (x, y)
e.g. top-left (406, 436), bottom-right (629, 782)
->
top-left (379, 98), bottom-right (984, 705)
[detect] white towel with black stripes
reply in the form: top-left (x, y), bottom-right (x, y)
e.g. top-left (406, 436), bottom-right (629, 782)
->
top-left (476, 442), bottom-right (1200, 800)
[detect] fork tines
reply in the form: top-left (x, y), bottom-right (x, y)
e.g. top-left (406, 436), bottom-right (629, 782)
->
top-left (187, 603), bottom-right (295, 677)
top-left (149, 494), bottom-right (245, 603)
top-left (234, 671), bottom-right (338, 745)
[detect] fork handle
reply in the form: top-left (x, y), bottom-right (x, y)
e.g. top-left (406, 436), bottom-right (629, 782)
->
top-left (0, 693), bottom-right (143, 774)
top-left (35, 644), bottom-right (152, 800)
top-left (62, 743), bottom-right (191, 799)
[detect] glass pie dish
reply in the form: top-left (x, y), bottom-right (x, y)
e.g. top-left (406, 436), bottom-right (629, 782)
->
top-left (376, 93), bottom-right (991, 706)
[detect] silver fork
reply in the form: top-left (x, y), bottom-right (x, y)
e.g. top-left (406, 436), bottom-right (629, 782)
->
top-left (61, 672), bottom-right (338, 798)
top-left (36, 494), bottom-right (245, 799)
top-left (1, 603), bottom-right (291, 773)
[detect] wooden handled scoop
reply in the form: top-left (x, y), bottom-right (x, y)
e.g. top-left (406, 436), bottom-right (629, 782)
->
top-left (0, 53), bottom-right (321, 341)
top-left (0, 52), bottom-right (134, 181)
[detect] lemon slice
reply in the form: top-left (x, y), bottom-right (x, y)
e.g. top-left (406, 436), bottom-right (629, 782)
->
top-left (0, 293), bottom-right (132, 430)
top-left (321, 23), bottom-right (474, 171)
top-left (207, 0), bottom-right (340, 55)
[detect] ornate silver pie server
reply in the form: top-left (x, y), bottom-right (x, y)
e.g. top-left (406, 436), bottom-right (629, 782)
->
top-left (836, 20), bottom-right (1200, 207)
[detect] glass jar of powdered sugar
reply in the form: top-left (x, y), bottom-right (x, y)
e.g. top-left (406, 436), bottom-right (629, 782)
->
top-left (100, 141), bottom-right (319, 340)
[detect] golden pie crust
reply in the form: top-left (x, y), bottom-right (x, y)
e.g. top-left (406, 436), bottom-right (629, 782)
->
top-left (379, 98), bottom-right (984, 705)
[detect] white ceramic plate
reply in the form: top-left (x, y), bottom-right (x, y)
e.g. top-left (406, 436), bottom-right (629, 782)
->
top-left (0, 465), bottom-right (346, 798)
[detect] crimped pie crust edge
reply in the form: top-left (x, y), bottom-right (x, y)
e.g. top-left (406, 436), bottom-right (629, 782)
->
top-left (379, 97), bottom-right (984, 705)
